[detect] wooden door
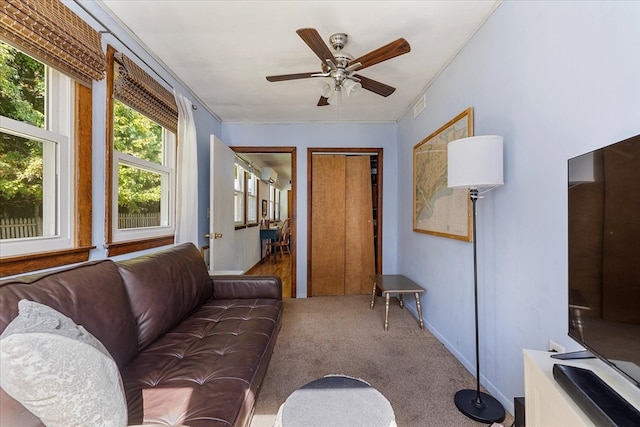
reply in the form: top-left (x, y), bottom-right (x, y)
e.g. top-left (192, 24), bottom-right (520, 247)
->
top-left (311, 154), bottom-right (375, 296)
top-left (345, 156), bottom-right (376, 294)
top-left (311, 155), bottom-right (346, 295)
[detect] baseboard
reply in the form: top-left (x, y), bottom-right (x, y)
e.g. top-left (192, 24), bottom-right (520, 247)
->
top-left (425, 320), bottom-right (514, 416)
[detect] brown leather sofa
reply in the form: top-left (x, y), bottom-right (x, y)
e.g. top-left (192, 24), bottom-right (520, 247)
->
top-left (0, 243), bottom-right (283, 427)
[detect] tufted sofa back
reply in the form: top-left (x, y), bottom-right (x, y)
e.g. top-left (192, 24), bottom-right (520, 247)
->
top-left (116, 243), bottom-right (213, 352)
top-left (0, 259), bottom-right (139, 368)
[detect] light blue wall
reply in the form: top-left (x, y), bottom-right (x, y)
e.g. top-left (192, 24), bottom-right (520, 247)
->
top-left (396, 1), bottom-right (640, 412)
top-left (220, 123), bottom-right (399, 297)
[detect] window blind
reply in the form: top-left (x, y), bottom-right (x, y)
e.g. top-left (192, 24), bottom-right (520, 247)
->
top-left (113, 52), bottom-right (178, 134)
top-left (0, 0), bottom-right (105, 86)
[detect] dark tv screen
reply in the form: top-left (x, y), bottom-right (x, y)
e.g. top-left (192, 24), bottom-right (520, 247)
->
top-left (567, 133), bottom-right (640, 387)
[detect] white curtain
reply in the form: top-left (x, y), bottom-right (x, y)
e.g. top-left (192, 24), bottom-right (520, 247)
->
top-left (174, 91), bottom-right (199, 245)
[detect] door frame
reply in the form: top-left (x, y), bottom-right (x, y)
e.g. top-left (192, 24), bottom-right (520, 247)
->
top-left (233, 146), bottom-right (297, 298)
top-left (307, 147), bottom-right (383, 297)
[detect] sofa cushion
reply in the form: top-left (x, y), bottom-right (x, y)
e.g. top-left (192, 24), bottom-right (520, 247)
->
top-left (121, 297), bottom-right (282, 427)
top-left (0, 300), bottom-right (127, 427)
top-left (0, 259), bottom-right (139, 368)
top-left (117, 243), bottom-right (213, 352)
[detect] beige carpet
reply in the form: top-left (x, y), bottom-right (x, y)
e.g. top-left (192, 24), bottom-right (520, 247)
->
top-left (250, 295), bottom-right (514, 427)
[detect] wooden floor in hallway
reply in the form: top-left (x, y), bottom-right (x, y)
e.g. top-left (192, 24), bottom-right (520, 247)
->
top-left (245, 253), bottom-right (292, 298)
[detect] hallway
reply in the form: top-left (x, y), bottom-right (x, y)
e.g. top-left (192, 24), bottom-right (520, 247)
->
top-left (245, 253), bottom-right (292, 298)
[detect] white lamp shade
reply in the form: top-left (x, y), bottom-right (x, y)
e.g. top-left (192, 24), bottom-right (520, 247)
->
top-left (447, 135), bottom-right (504, 189)
top-left (327, 89), bottom-right (340, 105)
top-left (321, 83), bottom-right (333, 98)
top-left (343, 79), bottom-right (362, 97)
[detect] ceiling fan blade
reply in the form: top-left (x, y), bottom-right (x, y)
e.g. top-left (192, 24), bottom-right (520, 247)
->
top-left (354, 74), bottom-right (396, 97)
top-left (351, 38), bottom-right (410, 70)
top-left (266, 72), bottom-right (319, 82)
top-left (317, 96), bottom-right (330, 106)
top-left (296, 28), bottom-right (337, 64)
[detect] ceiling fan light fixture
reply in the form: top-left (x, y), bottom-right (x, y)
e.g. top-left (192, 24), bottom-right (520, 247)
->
top-left (327, 88), bottom-right (341, 105)
top-left (343, 79), bottom-right (361, 97)
top-left (321, 80), bottom-right (334, 98)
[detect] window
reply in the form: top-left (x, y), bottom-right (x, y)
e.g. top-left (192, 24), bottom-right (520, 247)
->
top-left (0, 0), bottom-right (104, 276)
top-left (112, 100), bottom-right (175, 241)
top-left (268, 184), bottom-right (275, 221)
top-left (106, 46), bottom-right (178, 256)
top-left (274, 187), bottom-right (281, 221)
top-left (234, 163), bottom-right (245, 225)
top-left (0, 45), bottom-right (72, 254)
top-left (0, 42), bottom-right (93, 275)
top-left (267, 185), bottom-right (281, 221)
top-left (246, 172), bottom-right (258, 224)
top-left (233, 160), bottom-right (258, 227)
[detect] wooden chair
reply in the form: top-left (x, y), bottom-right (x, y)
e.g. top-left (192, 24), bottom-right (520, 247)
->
top-left (267, 218), bottom-right (291, 261)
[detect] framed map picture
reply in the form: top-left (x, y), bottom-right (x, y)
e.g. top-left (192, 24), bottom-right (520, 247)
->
top-left (413, 107), bottom-right (473, 241)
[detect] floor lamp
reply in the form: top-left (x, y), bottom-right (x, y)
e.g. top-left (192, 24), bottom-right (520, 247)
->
top-left (447, 135), bottom-right (505, 424)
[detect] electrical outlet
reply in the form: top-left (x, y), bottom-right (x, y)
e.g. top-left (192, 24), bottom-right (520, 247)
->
top-left (548, 340), bottom-right (565, 353)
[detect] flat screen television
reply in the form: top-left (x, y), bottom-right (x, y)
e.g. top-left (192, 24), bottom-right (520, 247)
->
top-left (566, 133), bottom-right (640, 388)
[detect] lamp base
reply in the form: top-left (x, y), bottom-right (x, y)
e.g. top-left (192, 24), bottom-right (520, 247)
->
top-left (454, 389), bottom-right (505, 423)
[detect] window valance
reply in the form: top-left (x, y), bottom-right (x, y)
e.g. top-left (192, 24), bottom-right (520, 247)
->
top-left (0, 0), bottom-right (105, 86)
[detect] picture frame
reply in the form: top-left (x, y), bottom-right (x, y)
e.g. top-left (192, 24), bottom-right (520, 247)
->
top-left (261, 199), bottom-right (268, 217)
top-left (413, 107), bottom-right (473, 241)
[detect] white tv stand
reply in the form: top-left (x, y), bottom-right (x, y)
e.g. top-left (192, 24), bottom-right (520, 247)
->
top-left (523, 349), bottom-right (640, 426)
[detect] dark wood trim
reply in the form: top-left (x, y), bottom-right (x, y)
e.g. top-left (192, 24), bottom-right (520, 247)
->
top-left (0, 246), bottom-right (95, 277)
top-left (233, 147), bottom-right (295, 154)
top-left (232, 146), bottom-right (297, 298)
top-left (306, 149), bottom-right (313, 297)
top-left (75, 82), bottom-right (92, 247)
top-left (307, 147), bottom-right (384, 297)
top-left (376, 150), bottom-right (383, 276)
top-left (106, 235), bottom-right (175, 257)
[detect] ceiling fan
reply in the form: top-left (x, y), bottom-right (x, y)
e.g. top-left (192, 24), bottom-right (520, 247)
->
top-left (266, 28), bottom-right (410, 106)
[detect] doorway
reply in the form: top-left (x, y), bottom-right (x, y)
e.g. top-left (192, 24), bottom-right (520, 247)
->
top-left (307, 148), bottom-right (383, 296)
top-left (233, 146), bottom-right (296, 298)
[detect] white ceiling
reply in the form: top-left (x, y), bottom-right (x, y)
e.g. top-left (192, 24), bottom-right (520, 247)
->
top-left (237, 152), bottom-right (293, 186)
top-left (97, 0), bottom-right (500, 124)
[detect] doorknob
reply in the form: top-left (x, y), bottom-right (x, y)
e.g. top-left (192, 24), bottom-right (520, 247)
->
top-left (205, 233), bottom-right (223, 239)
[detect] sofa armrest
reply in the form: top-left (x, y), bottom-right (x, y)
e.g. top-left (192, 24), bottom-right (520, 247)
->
top-left (210, 275), bottom-right (282, 300)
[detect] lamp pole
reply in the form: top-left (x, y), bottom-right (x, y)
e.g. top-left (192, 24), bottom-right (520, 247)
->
top-left (454, 188), bottom-right (505, 423)
top-left (471, 189), bottom-right (482, 405)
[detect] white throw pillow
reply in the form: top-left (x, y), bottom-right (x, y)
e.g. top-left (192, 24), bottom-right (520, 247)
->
top-left (0, 300), bottom-right (127, 427)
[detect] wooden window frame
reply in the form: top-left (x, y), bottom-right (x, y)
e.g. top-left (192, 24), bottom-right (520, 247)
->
top-left (0, 82), bottom-right (94, 277)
